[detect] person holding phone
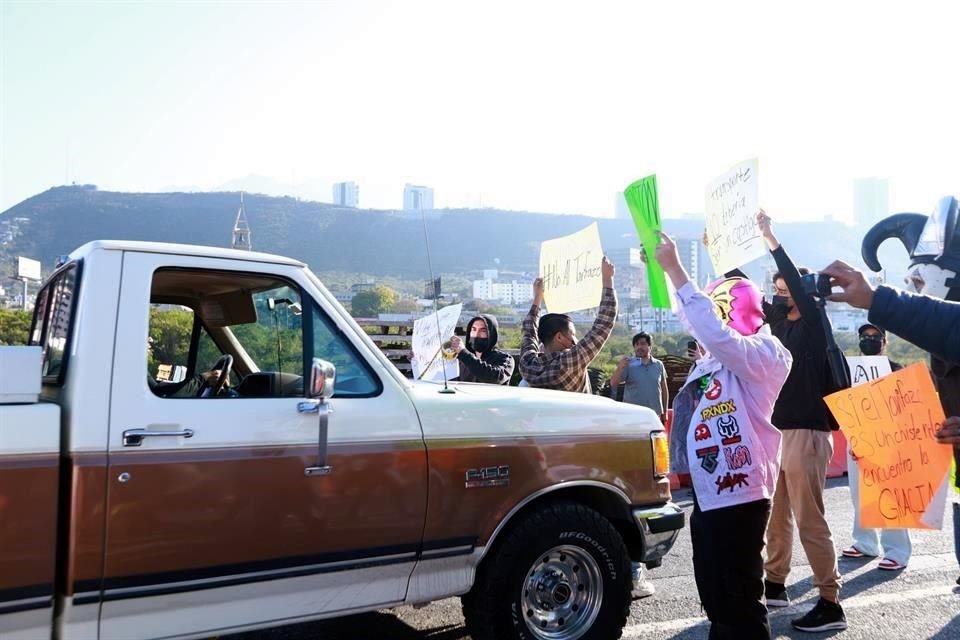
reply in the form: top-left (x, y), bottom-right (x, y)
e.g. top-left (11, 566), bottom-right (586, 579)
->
top-left (609, 332), bottom-right (669, 422)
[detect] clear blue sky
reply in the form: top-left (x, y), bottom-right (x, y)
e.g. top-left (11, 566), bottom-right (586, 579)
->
top-left (3, 1), bottom-right (959, 219)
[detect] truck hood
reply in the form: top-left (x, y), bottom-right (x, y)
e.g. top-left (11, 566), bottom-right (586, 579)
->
top-left (407, 380), bottom-right (660, 439)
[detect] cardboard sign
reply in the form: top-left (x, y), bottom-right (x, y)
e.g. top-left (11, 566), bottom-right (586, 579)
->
top-left (623, 175), bottom-right (671, 309)
top-left (847, 356), bottom-right (893, 386)
top-left (704, 159), bottom-right (764, 275)
top-left (538, 223), bottom-right (604, 314)
top-left (411, 303), bottom-right (462, 382)
top-left (824, 362), bottom-right (954, 528)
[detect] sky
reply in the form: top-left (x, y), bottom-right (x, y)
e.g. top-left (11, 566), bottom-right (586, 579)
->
top-left (2, 1), bottom-right (960, 220)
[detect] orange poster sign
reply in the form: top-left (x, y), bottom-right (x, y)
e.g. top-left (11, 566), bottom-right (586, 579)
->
top-left (824, 362), bottom-right (953, 529)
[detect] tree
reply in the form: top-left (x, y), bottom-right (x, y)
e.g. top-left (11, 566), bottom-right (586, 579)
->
top-left (390, 298), bottom-right (419, 313)
top-left (0, 309), bottom-right (31, 345)
top-left (350, 286), bottom-right (397, 318)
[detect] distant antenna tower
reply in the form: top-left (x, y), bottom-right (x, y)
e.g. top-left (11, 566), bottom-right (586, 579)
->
top-left (232, 192), bottom-right (252, 250)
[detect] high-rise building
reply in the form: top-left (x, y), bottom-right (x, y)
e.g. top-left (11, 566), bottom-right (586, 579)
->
top-left (853, 178), bottom-right (889, 227)
top-left (403, 184), bottom-right (434, 211)
top-left (333, 181), bottom-right (360, 207)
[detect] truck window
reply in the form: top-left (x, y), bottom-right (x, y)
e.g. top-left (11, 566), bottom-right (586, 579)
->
top-left (29, 264), bottom-right (79, 384)
top-left (311, 305), bottom-right (381, 398)
top-left (149, 268), bottom-right (305, 399)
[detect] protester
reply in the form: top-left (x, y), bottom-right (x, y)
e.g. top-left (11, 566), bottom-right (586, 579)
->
top-left (449, 314), bottom-right (514, 384)
top-left (654, 231), bottom-right (792, 640)
top-left (609, 332), bottom-right (669, 422)
top-left (519, 257), bottom-right (616, 393)
top-left (755, 211), bottom-right (846, 631)
top-left (841, 324), bottom-right (911, 570)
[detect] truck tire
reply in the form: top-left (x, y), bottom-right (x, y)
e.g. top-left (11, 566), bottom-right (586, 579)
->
top-left (462, 501), bottom-right (632, 640)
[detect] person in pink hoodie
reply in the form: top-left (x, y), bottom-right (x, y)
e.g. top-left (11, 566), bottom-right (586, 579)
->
top-left (655, 232), bottom-right (793, 640)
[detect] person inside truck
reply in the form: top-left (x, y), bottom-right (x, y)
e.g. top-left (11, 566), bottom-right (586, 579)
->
top-left (146, 337), bottom-right (226, 398)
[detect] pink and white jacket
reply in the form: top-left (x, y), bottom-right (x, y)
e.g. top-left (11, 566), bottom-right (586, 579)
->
top-left (670, 282), bottom-right (793, 511)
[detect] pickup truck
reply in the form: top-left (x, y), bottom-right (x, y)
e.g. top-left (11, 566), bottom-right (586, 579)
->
top-left (0, 240), bottom-right (683, 640)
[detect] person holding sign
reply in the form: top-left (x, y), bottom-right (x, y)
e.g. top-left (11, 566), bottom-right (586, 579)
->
top-left (655, 231), bottom-right (792, 640)
top-left (519, 257), bottom-right (617, 393)
top-left (449, 315), bottom-right (514, 385)
top-left (841, 324), bottom-right (912, 571)
top-left (755, 212), bottom-right (847, 633)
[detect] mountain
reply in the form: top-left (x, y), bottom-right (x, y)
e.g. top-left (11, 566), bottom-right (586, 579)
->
top-left (1, 185), bottom-right (895, 281)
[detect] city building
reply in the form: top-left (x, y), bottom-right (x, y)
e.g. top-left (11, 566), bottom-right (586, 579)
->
top-left (403, 184), bottom-right (434, 211)
top-left (853, 178), bottom-right (889, 227)
top-left (472, 278), bottom-right (533, 305)
top-left (332, 181), bottom-right (360, 207)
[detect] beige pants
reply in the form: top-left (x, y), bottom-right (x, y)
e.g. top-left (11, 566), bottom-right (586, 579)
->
top-left (764, 429), bottom-right (842, 601)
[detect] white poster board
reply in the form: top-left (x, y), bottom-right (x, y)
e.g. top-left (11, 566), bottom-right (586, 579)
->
top-left (846, 356), bottom-right (892, 387)
top-left (411, 303), bottom-right (462, 382)
top-left (17, 257), bottom-right (41, 281)
top-left (538, 223), bottom-right (604, 314)
top-left (704, 159), bottom-right (764, 275)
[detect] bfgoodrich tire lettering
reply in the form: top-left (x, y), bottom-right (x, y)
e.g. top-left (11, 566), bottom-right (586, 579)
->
top-left (463, 501), bottom-right (632, 640)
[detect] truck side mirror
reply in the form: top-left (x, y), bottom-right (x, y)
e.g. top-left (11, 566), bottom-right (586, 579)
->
top-left (308, 358), bottom-right (336, 400)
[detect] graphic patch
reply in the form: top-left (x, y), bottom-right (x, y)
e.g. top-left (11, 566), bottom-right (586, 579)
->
top-left (696, 445), bottom-right (720, 473)
top-left (723, 445), bottom-right (752, 470)
top-left (716, 414), bottom-right (741, 445)
top-left (694, 423), bottom-right (712, 441)
top-left (715, 472), bottom-right (750, 494)
top-left (701, 399), bottom-right (737, 420)
top-left (704, 378), bottom-right (722, 401)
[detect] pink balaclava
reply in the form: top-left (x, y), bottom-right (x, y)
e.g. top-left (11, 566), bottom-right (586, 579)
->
top-left (702, 277), bottom-right (764, 336)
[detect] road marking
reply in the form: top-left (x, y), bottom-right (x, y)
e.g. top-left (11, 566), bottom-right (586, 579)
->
top-left (623, 574), bottom-right (958, 637)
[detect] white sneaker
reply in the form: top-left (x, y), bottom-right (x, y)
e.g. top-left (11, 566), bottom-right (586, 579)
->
top-left (631, 563), bottom-right (656, 599)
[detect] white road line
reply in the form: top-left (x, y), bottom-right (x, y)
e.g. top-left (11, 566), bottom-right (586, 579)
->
top-left (623, 574), bottom-right (959, 637)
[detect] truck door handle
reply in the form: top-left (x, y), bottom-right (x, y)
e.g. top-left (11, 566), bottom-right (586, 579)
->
top-left (122, 428), bottom-right (195, 447)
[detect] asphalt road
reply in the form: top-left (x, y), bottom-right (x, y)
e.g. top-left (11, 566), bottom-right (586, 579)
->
top-left (231, 477), bottom-right (960, 640)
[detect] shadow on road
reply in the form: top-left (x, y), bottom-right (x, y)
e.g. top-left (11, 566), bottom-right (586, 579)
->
top-left (226, 611), bottom-right (469, 640)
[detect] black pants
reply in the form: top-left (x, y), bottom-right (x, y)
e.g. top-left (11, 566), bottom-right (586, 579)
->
top-left (690, 493), bottom-right (772, 640)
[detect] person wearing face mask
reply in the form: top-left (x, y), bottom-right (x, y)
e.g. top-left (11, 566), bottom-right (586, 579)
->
top-left (655, 231), bottom-right (792, 640)
top-left (448, 315), bottom-right (514, 385)
top-left (519, 257), bottom-right (616, 393)
top-left (755, 211), bottom-right (847, 632)
top-left (840, 324), bottom-right (911, 570)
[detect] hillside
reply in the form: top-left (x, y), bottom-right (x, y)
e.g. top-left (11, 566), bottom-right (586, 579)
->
top-left (1, 185), bottom-right (886, 281)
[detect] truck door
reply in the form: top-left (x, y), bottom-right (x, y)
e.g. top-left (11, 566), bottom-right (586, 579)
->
top-left (99, 252), bottom-right (427, 639)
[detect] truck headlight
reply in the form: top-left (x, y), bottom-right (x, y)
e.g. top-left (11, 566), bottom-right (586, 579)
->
top-left (651, 431), bottom-right (670, 478)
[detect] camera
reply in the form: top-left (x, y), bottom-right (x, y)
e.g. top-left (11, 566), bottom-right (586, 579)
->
top-left (800, 272), bottom-right (832, 298)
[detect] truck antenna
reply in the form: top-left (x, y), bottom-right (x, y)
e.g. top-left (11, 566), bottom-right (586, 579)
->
top-left (419, 208), bottom-right (454, 394)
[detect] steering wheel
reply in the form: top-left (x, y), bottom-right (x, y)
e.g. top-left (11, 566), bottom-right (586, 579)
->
top-left (199, 354), bottom-right (233, 397)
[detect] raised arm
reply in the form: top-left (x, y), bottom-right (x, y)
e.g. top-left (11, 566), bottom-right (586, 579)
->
top-left (758, 210), bottom-right (819, 323)
top-left (519, 277), bottom-right (546, 378)
top-left (555, 258), bottom-right (618, 372)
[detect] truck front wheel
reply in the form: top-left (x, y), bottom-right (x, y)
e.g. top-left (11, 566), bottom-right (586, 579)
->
top-left (462, 501), bottom-right (632, 640)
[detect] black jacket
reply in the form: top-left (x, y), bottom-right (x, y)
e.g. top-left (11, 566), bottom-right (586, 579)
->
top-left (456, 314), bottom-right (515, 385)
top-left (763, 245), bottom-right (838, 431)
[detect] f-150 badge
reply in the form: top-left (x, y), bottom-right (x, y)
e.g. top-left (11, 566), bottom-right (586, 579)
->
top-left (465, 465), bottom-right (510, 488)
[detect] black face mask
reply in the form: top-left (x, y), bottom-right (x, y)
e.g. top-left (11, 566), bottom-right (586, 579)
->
top-left (765, 296), bottom-right (790, 325)
top-left (470, 337), bottom-right (491, 353)
top-left (859, 336), bottom-right (883, 356)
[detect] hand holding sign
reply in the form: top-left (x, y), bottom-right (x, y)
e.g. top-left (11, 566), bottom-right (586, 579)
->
top-left (824, 362), bottom-right (954, 528)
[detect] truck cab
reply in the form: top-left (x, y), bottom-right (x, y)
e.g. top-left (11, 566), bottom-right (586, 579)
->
top-left (0, 240), bottom-right (683, 640)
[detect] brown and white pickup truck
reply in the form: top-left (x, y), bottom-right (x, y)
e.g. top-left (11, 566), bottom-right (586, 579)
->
top-left (0, 240), bottom-right (683, 640)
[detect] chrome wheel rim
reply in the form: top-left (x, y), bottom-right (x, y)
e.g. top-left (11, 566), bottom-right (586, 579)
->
top-left (520, 544), bottom-right (603, 640)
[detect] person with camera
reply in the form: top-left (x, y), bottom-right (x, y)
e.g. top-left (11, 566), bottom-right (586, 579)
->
top-left (756, 210), bottom-right (846, 632)
top-left (841, 324), bottom-right (912, 570)
top-left (609, 332), bottom-right (669, 422)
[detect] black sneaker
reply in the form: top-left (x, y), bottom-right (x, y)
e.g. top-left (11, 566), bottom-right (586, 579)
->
top-left (791, 598), bottom-right (848, 632)
top-left (764, 579), bottom-right (790, 607)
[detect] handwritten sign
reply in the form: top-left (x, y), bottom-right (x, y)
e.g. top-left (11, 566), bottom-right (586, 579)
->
top-left (847, 356), bottom-right (892, 386)
top-left (704, 158), bottom-right (764, 275)
top-left (824, 362), bottom-right (954, 528)
top-left (539, 223), bottom-right (604, 314)
top-left (623, 175), bottom-right (670, 309)
top-left (411, 303), bottom-right (462, 382)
